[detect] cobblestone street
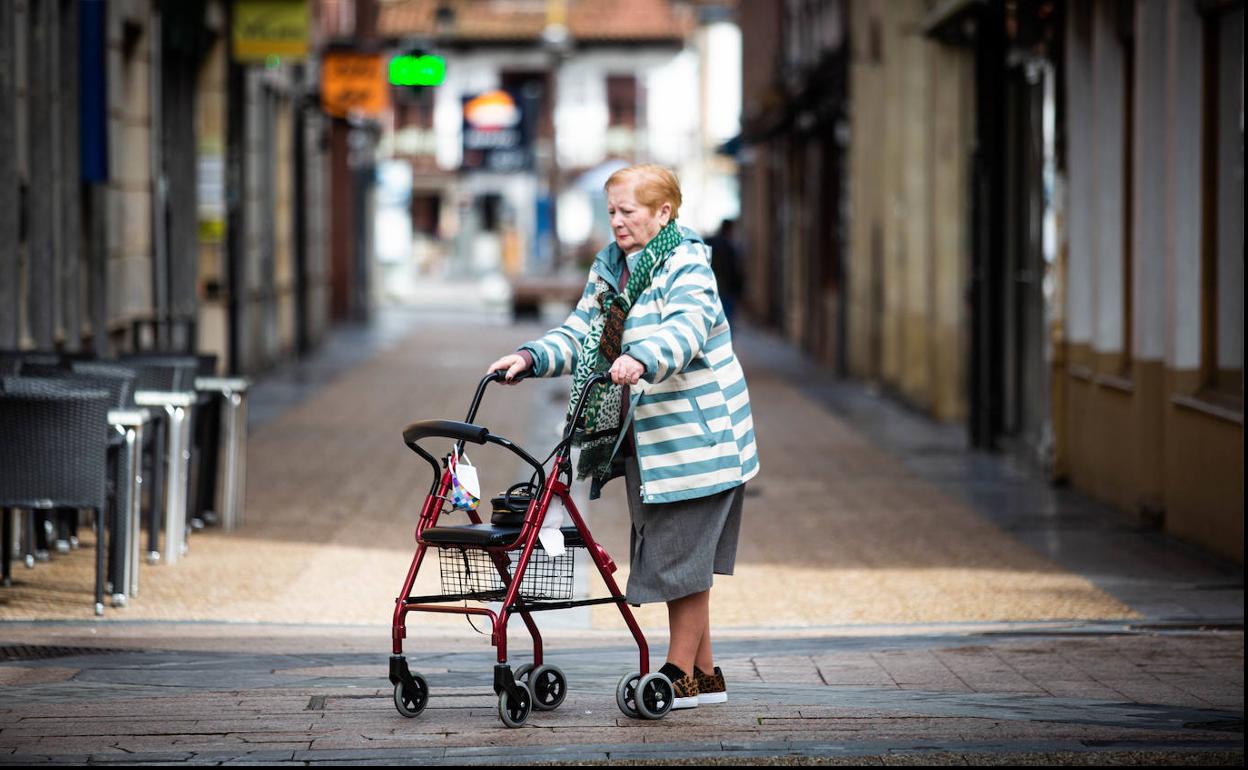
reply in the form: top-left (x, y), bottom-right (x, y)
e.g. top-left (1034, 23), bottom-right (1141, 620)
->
top-left (1, 312), bottom-right (1243, 764)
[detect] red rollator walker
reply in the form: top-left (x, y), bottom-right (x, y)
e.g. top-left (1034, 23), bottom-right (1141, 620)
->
top-left (389, 370), bottom-right (675, 727)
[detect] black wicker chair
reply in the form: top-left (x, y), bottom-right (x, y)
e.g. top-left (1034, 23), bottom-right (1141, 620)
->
top-left (119, 355), bottom-right (193, 392)
top-left (0, 383), bottom-right (113, 614)
top-left (0, 355), bottom-right (71, 562)
top-left (24, 365), bottom-right (143, 589)
top-left (11, 364), bottom-right (136, 568)
top-left (2, 369), bottom-right (74, 564)
top-left (130, 314), bottom-right (198, 355)
top-left (73, 362), bottom-right (152, 602)
top-left (0, 350), bottom-right (64, 376)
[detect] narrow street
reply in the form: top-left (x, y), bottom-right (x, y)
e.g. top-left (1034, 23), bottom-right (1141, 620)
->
top-left (1, 0), bottom-right (1242, 764)
top-left (1, 312), bottom-right (1241, 764)
top-left (0, 312), bottom-right (1149, 627)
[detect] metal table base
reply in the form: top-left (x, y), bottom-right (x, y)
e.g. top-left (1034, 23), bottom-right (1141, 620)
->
top-left (108, 409), bottom-right (150, 608)
top-left (196, 377), bottom-right (250, 532)
top-left (135, 391), bottom-right (195, 567)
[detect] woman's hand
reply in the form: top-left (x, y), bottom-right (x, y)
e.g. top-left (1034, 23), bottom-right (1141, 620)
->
top-left (488, 353), bottom-right (530, 384)
top-left (609, 354), bottom-right (645, 386)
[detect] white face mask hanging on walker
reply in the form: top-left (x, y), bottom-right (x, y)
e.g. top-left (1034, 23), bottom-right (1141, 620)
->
top-left (448, 450), bottom-right (481, 511)
top-left (449, 447), bottom-right (565, 555)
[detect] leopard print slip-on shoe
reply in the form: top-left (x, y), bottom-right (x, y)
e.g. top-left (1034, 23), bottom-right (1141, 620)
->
top-left (660, 663), bottom-right (700, 710)
top-left (694, 666), bottom-right (727, 704)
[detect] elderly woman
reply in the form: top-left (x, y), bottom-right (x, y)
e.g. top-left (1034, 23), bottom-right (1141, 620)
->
top-left (488, 164), bottom-right (759, 710)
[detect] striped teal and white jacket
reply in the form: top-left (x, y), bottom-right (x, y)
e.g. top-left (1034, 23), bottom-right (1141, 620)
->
top-left (521, 226), bottom-right (759, 504)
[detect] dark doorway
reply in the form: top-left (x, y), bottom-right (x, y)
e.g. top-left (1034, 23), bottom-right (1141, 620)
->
top-left (1000, 58), bottom-right (1056, 471)
top-left (968, 0), bottom-right (1062, 472)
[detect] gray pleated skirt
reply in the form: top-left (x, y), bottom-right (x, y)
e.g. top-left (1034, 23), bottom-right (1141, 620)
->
top-left (623, 455), bottom-right (745, 605)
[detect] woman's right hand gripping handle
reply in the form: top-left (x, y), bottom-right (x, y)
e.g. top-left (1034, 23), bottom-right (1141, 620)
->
top-left (487, 352), bottom-right (531, 384)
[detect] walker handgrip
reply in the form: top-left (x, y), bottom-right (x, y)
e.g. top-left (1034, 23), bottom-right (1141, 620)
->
top-left (487, 368), bottom-right (533, 384)
top-left (466, 369), bottom-right (533, 425)
top-left (403, 419), bottom-right (490, 447)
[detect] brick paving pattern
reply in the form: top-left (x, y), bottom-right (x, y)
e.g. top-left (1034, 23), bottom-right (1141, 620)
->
top-left (0, 625), bottom-right (1241, 763)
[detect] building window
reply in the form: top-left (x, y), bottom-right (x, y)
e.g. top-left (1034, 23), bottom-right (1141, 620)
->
top-left (606, 75), bottom-right (637, 128)
top-left (1201, 3), bottom-right (1244, 405)
top-left (605, 74), bottom-right (639, 159)
top-left (400, 87), bottom-right (435, 130)
top-left (410, 192), bottom-right (440, 237)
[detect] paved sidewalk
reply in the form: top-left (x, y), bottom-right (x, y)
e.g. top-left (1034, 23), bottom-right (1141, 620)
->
top-left (0, 622), bottom-right (1242, 764)
top-left (1, 310), bottom-right (1243, 764)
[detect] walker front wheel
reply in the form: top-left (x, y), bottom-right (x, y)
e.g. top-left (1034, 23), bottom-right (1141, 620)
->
top-left (498, 682), bottom-right (533, 728)
top-left (393, 673), bottom-right (428, 718)
top-left (615, 671), bottom-right (641, 718)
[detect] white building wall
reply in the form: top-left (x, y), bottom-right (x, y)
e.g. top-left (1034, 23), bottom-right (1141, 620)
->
top-left (702, 21), bottom-right (742, 146)
top-left (1164, 0), bottom-right (1204, 371)
top-left (1069, 0), bottom-right (1238, 378)
top-left (1213, 6), bottom-right (1244, 372)
top-left (646, 49), bottom-right (700, 169)
top-left (1133, 0), bottom-right (1168, 362)
top-left (1064, 5), bottom-right (1094, 346)
top-left (554, 58), bottom-right (608, 168)
top-left (1090, 2), bottom-right (1125, 355)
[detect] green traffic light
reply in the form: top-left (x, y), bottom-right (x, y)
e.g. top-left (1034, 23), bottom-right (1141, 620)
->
top-left (389, 54), bottom-right (446, 86)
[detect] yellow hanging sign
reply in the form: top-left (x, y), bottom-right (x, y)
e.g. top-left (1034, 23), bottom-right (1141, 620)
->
top-left (233, 0), bottom-right (309, 62)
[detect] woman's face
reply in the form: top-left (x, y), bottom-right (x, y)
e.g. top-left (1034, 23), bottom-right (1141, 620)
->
top-left (607, 182), bottom-right (671, 253)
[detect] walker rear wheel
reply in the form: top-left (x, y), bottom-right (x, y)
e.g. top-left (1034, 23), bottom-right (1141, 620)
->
top-left (634, 673), bottom-right (673, 720)
top-left (530, 664), bottom-right (567, 711)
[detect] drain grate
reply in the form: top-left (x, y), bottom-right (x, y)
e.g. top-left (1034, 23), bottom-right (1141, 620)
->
top-left (0, 645), bottom-right (129, 662)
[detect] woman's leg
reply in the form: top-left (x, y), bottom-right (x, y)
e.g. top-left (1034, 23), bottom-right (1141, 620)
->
top-left (694, 610), bottom-right (714, 673)
top-left (666, 589), bottom-right (710, 675)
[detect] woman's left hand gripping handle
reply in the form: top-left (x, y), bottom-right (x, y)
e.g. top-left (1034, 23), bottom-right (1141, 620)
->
top-left (488, 353), bottom-right (531, 384)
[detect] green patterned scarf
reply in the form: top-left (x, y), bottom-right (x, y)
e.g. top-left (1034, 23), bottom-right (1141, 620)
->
top-left (568, 220), bottom-right (683, 489)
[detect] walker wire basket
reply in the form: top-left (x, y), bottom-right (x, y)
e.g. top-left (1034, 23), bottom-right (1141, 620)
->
top-left (438, 544), bottom-right (579, 602)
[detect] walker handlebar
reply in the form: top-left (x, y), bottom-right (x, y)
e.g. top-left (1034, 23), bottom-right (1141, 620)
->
top-left (402, 417), bottom-right (547, 498)
top-left (403, 419), bottom-right (489, 447)
top-left (402, 369), bottom-right (611, 495)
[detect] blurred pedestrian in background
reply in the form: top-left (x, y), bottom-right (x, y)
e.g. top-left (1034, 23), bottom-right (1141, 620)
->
top-left (488, 164), bottom-right (760, 711)
top-left (705, 219), bottom-right (742, 326)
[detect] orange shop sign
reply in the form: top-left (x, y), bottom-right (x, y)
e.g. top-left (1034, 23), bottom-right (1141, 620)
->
top-left (321, 52), bottom-right (389, 118)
